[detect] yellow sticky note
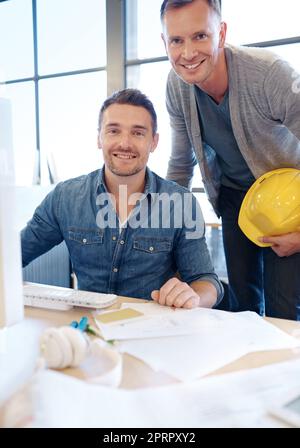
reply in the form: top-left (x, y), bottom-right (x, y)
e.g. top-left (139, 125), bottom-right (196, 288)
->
top-left (96, 308), bottom-right (144, 324)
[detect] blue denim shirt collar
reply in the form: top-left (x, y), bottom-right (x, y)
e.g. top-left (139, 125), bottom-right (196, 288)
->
top-left (96, 165), bottom-right (156, 199)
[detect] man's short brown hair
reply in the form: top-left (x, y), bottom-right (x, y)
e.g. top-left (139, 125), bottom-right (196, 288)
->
top-left (98, 88), bottom-right (157, 136)
top-left (160, 0), bottom-right (221, 21)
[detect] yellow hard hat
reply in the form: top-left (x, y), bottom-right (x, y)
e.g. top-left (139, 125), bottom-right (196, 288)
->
top-left (238, 168), bottom-right (300, 247)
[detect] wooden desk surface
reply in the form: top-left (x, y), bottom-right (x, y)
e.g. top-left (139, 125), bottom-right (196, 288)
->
top-left (22, 299), bottom-right (300, 389)
top-left (1, 300), bottom-right (300, 428)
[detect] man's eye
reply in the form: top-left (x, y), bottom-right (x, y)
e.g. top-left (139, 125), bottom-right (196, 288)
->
top-left (196, 33), bottom-right (207, 40)
top-left (170, 38), bottom-right (182, 46)
top-left (133, 131), bottom-right (144, 137)
top-left (108, 129), bottom-right (118, 134)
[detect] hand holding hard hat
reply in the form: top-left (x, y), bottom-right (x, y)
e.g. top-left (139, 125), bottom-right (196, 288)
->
top-left (258, 232), bottom-right (300, 257)
top-left (238, 168), bottom-right (300, 248)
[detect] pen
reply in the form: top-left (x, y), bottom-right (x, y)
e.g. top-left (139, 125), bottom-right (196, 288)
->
top-left (78, 316), bottom-right (88, 331)
top-left (70, 320), bottom-right (79, 328)
top-left (69, 317), bottom-right (102, 337)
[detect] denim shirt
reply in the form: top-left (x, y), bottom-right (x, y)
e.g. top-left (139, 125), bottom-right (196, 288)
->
top-left (21, 167), bottom-right (223, 303)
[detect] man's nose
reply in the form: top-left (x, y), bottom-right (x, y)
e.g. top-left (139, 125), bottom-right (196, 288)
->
top-left (119, 133), bottom-right (131, 149)
top-left (182, 41), bottom-right (197, 60)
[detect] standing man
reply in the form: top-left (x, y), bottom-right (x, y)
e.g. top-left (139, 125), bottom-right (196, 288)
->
top-left (160, 0), bottom-right (300, 319)
top-left (22, 88), bottom-right (223, 309)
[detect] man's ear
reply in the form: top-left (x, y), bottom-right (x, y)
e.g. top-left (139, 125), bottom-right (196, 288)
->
top-left (150, 133), bottom-right (159, 153)
top-left (161, 32), bottom-right (167, 53)
top-left (97, 134), bottom-right (102, 149)
top-left (219, 21), bottom-right (227, 48)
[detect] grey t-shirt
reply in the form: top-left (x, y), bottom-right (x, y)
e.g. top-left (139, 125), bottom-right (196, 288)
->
top-left (195, 86), bottom-right (255, 190)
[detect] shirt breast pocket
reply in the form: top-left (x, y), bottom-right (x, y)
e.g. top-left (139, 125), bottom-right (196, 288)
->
top-left (68, 229), bottom-right (104, 245)
top-left (68, 228), bottom-right (104, 268)
top-left (131, 237), bottom-right (173, 274)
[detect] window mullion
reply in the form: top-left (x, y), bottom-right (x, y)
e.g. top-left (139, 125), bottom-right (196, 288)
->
top-left (106, 0), bottom-right (126, 94)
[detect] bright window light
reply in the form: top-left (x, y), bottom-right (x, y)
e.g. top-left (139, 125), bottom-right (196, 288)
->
top-left (222, 0), bottom-right (300, 44)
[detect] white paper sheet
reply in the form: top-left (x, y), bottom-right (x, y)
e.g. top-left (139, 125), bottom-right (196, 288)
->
top-left (115, 306), bottom-right (300, 381)
top-left (28, 358), bottom-right (300, 428)
top-left (94, 303), bottom-right (228, 340)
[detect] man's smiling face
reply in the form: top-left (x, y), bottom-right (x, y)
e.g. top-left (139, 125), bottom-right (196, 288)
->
top-left (98, 103), bottom-right (158, 177)
top-left (162, 0), bottom-right (226, 87)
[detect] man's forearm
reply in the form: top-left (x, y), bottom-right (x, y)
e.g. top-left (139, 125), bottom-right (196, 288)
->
top-left (21, 219), bottom-right (63, 267)
top-left (190, 280), bottom-right (218, 308)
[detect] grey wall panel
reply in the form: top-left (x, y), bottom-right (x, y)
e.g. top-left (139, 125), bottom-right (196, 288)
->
top-left (22, 242), bottom-right (71, 288)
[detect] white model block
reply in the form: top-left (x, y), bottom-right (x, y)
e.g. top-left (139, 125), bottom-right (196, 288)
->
top-left (0, 97), bottom-right (24, 328)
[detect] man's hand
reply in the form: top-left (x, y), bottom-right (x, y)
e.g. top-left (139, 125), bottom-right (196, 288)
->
top-left (259, 232), bottom-right (300, 257)
top-left (151, 277), bottom-right (200, 309)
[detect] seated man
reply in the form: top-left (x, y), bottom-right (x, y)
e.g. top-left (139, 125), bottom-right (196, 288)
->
top-left (21, 89), bottom-right (223, 309)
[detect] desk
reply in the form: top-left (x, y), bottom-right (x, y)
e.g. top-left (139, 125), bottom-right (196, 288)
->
top-left (2, 299), bottom-right (300, 427)
top-left (20, 301), bottom-right (300, 387)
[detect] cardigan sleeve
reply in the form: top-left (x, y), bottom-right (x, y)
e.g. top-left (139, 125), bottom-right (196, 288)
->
top-left (165, 70), bottom-right (197, 189)
top-left (263, 59), bottom-right (300, 141)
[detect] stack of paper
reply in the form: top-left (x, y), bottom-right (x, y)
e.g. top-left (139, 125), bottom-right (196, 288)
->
top-left (94, 304), bottom-right (300, 381)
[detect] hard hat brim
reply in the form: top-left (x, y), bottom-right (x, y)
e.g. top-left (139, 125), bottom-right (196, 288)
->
top-left (238, 168), bottom-right (299, 247)
top-left (238, 193), bottom-right (271, 247)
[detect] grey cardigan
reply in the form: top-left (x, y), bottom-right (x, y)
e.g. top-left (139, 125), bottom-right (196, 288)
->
top-left (166, 44), bottom-right (300, 215)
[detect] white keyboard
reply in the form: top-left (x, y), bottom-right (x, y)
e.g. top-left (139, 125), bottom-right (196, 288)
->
top-left (23, 282), bottom-right (117, 311)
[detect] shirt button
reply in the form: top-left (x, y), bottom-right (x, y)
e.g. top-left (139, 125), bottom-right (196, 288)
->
top-left (113, 268), bottom-right (118, 273)
top-left (120, 240), bottom-right (125, 245)
top-left (112, 236), bottom-right (117, 241)
top-left (82, 238), bottom-right (87, 244)
top-left (149, 246), bottom-right (154, 252)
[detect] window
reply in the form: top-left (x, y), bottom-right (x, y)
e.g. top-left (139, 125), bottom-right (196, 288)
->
top-left (222, 0), bottom-right (300, 76)
top-left (222, 0), bottom-right (300, 45)
top-left (2, 0), bottom-right (299, 194)
top-left (4, 82), bottom-right (36, 185)
top-left (0, 0), bottom-right (34, 80)
top-left (37, 0), bottom-right (106, 75)
top-left (39, 71), bottom-right (107, 181)
top-left (126, 0), bottom-right (165, 60)
top-left (1, 0), bottom-right (106, 185)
